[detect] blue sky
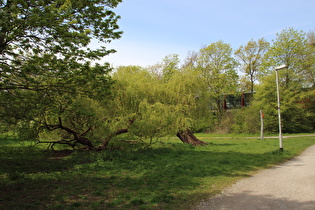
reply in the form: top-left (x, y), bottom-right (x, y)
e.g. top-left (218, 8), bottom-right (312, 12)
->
top-left (102, 0), bottom-right (315, 67)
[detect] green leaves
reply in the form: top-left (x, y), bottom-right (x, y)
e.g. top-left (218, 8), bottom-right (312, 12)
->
top-left (0, 0), bottom-right (122, 147)
top-left (262, 28), bottom-right (309, 81)
top-left (1, 0), bottom-right (122, 59)
top-left (235, 28), bottom-right (315, 134)
top-left (235, 38), bottom-right (270, 93)
top-left (195, 41), bottom-right (239, 115)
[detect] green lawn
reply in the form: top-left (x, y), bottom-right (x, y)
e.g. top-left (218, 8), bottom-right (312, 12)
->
top-left (1, 134), bottom-right (315, 209)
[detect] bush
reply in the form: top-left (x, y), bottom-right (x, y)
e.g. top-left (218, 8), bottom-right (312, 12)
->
top-left (214, 111), bottom-right (234, 134)
top-left (231, 107), bottom-right (260, 134)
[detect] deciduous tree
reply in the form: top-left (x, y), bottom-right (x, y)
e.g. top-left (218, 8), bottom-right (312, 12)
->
top-left (235, 38), bottom-right (269, 93)
top-left (196, 41), bottom-right (239, 116)
top-left (262, 28), bottom-right (310, 87)
top-left (0, 0), bottom-right (122, 149)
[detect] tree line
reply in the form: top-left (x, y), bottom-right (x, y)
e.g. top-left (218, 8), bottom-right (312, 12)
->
top-left (1, 0), bottom-right (315, 149)
top-left (113, 27), bottom-right (315, 138)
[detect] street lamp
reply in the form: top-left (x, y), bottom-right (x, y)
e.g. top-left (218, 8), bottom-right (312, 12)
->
top-left (275, 64), bottom-right (287, 151)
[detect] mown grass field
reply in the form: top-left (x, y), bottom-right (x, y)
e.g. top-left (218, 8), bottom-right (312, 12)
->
top-left (1, 134), bottom-right (315, 209)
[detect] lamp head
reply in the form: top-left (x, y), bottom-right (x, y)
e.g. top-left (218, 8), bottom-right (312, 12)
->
top-left (275, 64), bottom-right (287, 70)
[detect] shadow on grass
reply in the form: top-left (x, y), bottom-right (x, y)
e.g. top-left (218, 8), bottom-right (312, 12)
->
top-left (0, 142), bottom-right (291, 209)
top-left (0, 150), bottom-right (74, 174)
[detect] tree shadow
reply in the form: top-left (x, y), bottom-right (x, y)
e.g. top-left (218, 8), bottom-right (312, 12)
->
top-left (0, 150), bottom-right (74, 174)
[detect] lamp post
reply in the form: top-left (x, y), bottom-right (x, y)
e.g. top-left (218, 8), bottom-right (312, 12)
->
top-left (275, 64), bottom-right (287, 151)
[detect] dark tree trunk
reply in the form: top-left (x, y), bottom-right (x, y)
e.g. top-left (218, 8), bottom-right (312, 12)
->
top-left (75, 135), bottom-right (94, 149)
top-left (98, 128), bottom-right (129, 150)
top-left (98, 118), bottom-right (135, 150)
top-left (43, 117), bottom-right (94, 149)
top-left (176, 129), bottom-right (207, 146)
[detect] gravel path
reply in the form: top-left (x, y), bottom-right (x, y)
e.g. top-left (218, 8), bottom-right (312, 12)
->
top-left (196, 144), bottom-right (315, 210)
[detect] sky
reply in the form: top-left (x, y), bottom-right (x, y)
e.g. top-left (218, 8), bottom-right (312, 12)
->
top-left (101, 0), bottom-right (315, 67)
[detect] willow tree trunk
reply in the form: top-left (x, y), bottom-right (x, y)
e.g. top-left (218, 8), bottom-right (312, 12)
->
top-left (97, 128), bottom-right (129, 150)
top-left (176, 129), bottom-right (207, 146)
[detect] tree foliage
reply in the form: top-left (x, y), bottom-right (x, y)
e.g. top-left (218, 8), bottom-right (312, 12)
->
top-left (262, 28), bottom-right (312, 86)
top-left (232, 28), bottom-right (315, 134)
top-left (0, 0), bottom-right (122, 148)
top-left (1, 0), bottom-right (122, 89)
top-left (109, 64), bottom-right (208, 146)
top-left (195, 41), bottom-right (239, 116)
top-left (235, 38), bottom-right (269, 93)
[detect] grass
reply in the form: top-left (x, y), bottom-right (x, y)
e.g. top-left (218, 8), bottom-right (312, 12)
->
top-left (1, 134), bottom-right (315, 209)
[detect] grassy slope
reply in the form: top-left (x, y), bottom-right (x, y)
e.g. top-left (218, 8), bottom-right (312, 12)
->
top-left (1, 134), bottom-right (315, 209)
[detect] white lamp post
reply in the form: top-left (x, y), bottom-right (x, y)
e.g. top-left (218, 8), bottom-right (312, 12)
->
top-left (275, 64), bottom-right (287, 151)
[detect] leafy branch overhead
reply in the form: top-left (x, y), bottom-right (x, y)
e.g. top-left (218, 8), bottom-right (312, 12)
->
top-left (0, 0), bottom-right (122, 55)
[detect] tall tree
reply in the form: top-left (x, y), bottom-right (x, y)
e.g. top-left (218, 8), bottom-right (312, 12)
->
top-left (262, 28), bottom-right (310, 87)
top-left (305, 30), bottom-right (315, 86)
top-left (0, 0), bottom-right (122, 149)
top-left (196, 41), bottom-right (239, 115)
top-left (235, 38), bottom-right (269, 93)
top-left (254, 28), bottom-right (315, 133)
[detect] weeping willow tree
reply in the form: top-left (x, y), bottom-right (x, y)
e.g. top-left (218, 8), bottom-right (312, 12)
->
top-left (100, 64), bottom-right (208, 147)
